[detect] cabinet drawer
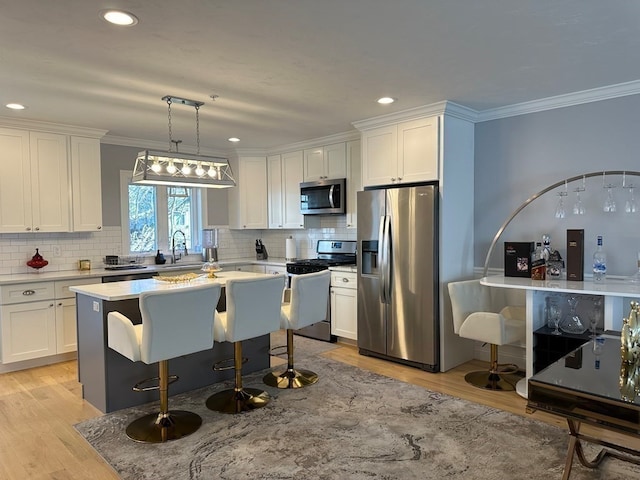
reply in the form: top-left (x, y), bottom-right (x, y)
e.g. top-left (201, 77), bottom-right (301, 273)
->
top-left (1, 282), bottom-right (55, 304)
top-left (55, 278), bottom-right (99, 299)
top-left (330, 272), bottom-right (357, 289)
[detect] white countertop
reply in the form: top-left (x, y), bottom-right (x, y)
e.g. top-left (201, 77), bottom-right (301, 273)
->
top-left (0, 258), bottom-right (288, 286)
top-left (481, 275), bottom-right (640, 298)
top-left (69, 270), bottom-right (268, 301)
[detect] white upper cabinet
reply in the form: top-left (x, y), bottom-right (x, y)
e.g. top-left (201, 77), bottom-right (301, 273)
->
top-left (228, 156), bottom-right (268, 229)
top-left (0, 126), bottom-right (104, 234)
top-left (0, 128), bottom-right (70, 233)
top-left (268, 151), bottom-right (318, 229)
top-left (345, 139), bottom-right (361, 229)
top-left (303, 142), bottom-right (347, 181)
top-left (70, 136), bottom-right (102, 232)
top-left (361, 116), bottom-right (439, 187)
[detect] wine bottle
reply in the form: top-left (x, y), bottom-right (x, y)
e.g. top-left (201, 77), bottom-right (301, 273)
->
top-left (531, 242), bottom-right (546, 280)
top-left (592, 235), bottom-right (606, 283)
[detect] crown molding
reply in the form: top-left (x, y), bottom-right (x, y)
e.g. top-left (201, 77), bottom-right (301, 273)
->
top-left (477, 79), bottom-right (640, 122)
top-left (352, 101), bottom-right (478, 131)
top-left (266, 129), bottom-right (361, 155)
top-left (0, 116), bottom-right (107, 138)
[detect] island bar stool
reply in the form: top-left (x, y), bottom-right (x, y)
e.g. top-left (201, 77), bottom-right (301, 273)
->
top-left (264, 269), bottom-right (331, 389)
top-left (448, 279), bottom-right (525, 391)
top-left (206, 274), bottom-right (287, 414)
top-left (107, 283), bottom-right (221, 442)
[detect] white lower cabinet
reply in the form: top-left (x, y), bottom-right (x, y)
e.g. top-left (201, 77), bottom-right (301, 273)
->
top-left (330, 271), bottom-right (357, 340)
top-left (1, 300), bottom-right (57, 363)
top-left (0, 278), bottom-right (98, 364)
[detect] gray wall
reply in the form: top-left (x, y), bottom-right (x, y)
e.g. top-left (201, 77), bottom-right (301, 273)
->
top-left (475, 94), bottom-right (640, 277)
top-left (100, 144), bottom-right (229, 227)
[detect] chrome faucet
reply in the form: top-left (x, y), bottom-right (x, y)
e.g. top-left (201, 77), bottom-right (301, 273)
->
top-left (171, 229), bottom-right (188, 263)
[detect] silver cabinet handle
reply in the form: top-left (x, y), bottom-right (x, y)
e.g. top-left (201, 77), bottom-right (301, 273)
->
top-left (391, 178), bottom-right (396, 182)
top-left (97, 226), bottom-right (102, 230)
top-left (57, 302), bottom-right (63, 306)
top-left (34, 227), bottom-right (40, 231)
top-left (22, 289), bottom-right (36, 296)
top-left (49, 303), bottom-right (54, 308)
top-left (342, 278), bottom-right (349, 283)
top-left (26, 227), bottom-right (31, 231)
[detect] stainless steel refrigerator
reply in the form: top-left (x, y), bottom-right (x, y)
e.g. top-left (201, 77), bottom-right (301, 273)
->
top-left (357, 183), bottom-right (439, 372)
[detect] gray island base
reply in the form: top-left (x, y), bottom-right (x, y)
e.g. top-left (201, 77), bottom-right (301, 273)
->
top-left (74, 278), bottom-right (271, 413)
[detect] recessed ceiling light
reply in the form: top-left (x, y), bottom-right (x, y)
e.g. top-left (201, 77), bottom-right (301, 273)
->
top-left (5, 103), bottom-right (26, 110)
top-left (377, 97), bottom-right (395, 105)
top-left (100, 9), bottom-right (139, 26)
top-left (228, 137), bottom-right (240, 143)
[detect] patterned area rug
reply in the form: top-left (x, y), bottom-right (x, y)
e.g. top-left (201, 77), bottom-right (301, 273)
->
top-left (75, 341), bottom-right (640, 479)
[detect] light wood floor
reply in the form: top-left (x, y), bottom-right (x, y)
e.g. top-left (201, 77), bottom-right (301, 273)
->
top-left (1, 341), bottom-right (637, 479)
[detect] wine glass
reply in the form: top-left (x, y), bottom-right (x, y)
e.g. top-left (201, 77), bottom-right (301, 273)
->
top-left (555, 191), bottom-right (567, 219)
top-left (603, 185), bottom-right (617, 212)
top-left (625, 186), bottom-right (637, 214)
top-left (549, 302), bottom-right (562, 335)
top-left (572, 189), bottom-right (585, 215)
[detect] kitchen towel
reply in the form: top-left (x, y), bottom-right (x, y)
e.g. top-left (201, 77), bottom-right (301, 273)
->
top-left (285, 236), bottom-right (297, 261)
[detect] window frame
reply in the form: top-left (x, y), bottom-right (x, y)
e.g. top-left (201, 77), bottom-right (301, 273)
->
top-left (120, 170), bottom-right (207, 256)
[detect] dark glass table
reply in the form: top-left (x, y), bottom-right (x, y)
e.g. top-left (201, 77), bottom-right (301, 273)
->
top-left (527, 334), bottom-right (640, 479)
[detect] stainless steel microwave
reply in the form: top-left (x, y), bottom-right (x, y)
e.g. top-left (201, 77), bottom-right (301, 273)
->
top-left (300, 178), bottom-right (346, 215)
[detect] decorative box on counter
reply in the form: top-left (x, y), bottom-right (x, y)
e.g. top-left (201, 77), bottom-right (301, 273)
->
top-left (504, 241), bottom-right (535, 277)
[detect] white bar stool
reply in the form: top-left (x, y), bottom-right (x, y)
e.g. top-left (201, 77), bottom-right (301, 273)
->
top-left (107, 283), bottom-right (221, 442)
top-left (206, 274), bottom-right (286, 414)
top-left (264, 269), bottom-right (330, 389)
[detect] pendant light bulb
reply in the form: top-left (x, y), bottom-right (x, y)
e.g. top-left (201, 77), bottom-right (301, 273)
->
top-left (166, 160), bottom-right (177, 174)
top-left (195, 162), bottom-right (205, 176)
top-left (181, 162), bottom-right (192, 175)
top-left (151, 160), bottom-right (162, 173)
top-left (207, 165), bottom-right (217, 178)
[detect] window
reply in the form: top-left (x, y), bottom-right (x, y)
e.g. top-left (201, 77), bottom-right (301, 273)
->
top-left (120, 171), bottom-right (205, 255)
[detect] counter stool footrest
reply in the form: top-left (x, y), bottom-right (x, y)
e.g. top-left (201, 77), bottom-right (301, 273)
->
top-left (133, 374), bottom-right (178, 392)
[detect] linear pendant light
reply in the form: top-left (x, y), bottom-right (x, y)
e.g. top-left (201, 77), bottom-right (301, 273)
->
top-left (132, 96), bottom-right (236, 189)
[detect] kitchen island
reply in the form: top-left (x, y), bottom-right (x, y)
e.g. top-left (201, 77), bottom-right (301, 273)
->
top-left (70, 271), bottom-right (274, 413)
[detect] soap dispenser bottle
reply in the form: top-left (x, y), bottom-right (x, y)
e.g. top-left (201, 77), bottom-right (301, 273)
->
top-left (155, 250), bottom-right (166, 265)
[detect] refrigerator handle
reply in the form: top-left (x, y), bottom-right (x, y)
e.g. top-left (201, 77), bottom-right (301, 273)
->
top-left (383, 215), bottom-right (391, 303)
top-left (328, 184), bottom-right (336, 208)
top-left (378, 215), bottom-right (387, 303)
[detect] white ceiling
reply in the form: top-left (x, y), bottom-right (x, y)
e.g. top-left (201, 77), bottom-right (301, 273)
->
top-left (1, 1), bottom-right (639, 151)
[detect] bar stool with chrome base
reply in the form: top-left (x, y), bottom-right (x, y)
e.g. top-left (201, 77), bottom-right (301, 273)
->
top-left (264, 269), bottom-right (330, 389)
top-left (448, 279), bottom-right (525, 391)
top-left (206, 274), bottom-right (286, 414)
top-left (107, 283), bottom-right (221, 442)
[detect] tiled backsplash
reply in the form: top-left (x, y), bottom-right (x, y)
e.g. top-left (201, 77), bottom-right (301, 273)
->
top-left (0, 216), bottom-right (356, 275)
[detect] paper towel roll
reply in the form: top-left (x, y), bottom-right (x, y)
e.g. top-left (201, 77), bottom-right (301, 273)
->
top-left (285, 237), bottom-right (297, 261)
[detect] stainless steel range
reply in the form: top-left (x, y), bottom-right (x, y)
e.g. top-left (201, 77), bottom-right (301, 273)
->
top-left (286, 239), bottom-right (357, 341)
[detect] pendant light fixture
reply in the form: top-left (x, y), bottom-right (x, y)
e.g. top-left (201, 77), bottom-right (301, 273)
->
top-left (132, 96), bottom-right (236, 189)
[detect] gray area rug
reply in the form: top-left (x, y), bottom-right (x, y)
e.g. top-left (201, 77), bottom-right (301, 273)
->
top-left (75, 338), bottom-right (640, 480)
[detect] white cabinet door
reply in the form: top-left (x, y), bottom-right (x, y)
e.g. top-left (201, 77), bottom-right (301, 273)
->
top-left (303, 147), bottom-right (325, 181)
top-left (0, 128), bottom-right (32, 233)
top-left (281, 150), bottom-right (305, 228)
top-left (228, 156), bottom-right (268, 229)
top-left (70, 136), bottom-right (103, 232)
top-left (56, 298), bottom-right (77, 353)
top-left (324, 142), bottom-right (347, 179)
top-left (345, 140), bottom-right (361, 229)
top-left (267, 154), bottom-right (284, 229)
top-left (330, 287), bottom-right (357, 340)
top-left (362, 125), bottom-right (397, 187)
top-left (398, 117), bottom-right (439, 183)
top-left (1, 301), bottom-right (57, 363)
top-left (29, 131), bottom-right (70, 233)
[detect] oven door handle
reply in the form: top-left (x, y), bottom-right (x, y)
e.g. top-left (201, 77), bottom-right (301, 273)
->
top-left (328, 184), bottom-right (336, 208)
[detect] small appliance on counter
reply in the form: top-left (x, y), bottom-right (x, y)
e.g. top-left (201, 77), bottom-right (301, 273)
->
top-left (202, 228), bottom-right (219, 262)
top-left (255, 239), bottom-right (268, 260)
top-left (155, 250), bottom-right (167, 265)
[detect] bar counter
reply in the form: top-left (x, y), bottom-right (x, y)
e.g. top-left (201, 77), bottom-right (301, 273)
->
top-left (70, 271), bottom-right (273, 413)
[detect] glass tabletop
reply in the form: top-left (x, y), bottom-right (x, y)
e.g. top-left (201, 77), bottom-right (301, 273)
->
top-left (530, 334), bottom-right (640, 407)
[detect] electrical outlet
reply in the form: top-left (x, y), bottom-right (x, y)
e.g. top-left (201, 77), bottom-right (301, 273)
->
top-left (92, 301), bottom-right (100, 312)
top-left (53, 245), bottom-right (62, 257)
